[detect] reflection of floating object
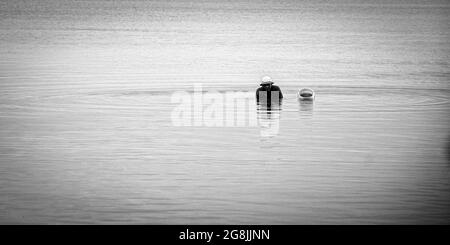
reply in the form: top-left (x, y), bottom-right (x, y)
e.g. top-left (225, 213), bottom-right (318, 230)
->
top-left (297, 88), bottom-right (315, 101)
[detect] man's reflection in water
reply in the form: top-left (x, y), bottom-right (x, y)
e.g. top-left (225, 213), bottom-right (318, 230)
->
top-left (257, 101), bottom-right (282, 138)
top-left (256, 90), bottom-right (282, 138)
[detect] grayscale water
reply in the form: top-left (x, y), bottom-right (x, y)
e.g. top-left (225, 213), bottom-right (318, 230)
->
top-left (0, 0), bottom-right (449, 224)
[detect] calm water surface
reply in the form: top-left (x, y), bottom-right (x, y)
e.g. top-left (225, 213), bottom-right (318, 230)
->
top-left (0, 0), bottom-right (449, 224)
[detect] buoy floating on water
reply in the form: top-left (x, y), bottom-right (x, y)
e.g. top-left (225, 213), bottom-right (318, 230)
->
top-left (297, 88), bottom-right (315, 101)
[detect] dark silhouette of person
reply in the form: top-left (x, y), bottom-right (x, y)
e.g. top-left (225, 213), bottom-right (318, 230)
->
top-left (256, 76), bottom-right (283, 106)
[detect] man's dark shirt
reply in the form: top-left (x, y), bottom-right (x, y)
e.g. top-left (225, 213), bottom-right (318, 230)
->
top-left (256, 85), bottom-right (283, 104)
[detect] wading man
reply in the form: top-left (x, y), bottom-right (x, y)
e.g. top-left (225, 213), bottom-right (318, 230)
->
top-left (256, 76), bottom-right (283, 106)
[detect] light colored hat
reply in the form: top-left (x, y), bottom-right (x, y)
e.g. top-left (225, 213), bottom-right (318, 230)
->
top-left (260, 76), bottom-right (273, 85)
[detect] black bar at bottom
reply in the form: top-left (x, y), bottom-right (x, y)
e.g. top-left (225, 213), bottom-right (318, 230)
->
top-left (1, 225), bottom-right (448, 244)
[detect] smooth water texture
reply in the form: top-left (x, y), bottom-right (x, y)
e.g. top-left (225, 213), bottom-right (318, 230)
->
top-left (0, 0), bottom-right (449, 224)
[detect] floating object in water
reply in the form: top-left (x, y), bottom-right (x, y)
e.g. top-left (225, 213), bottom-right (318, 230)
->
top-left (297, 88), bottom-right (315, 101)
